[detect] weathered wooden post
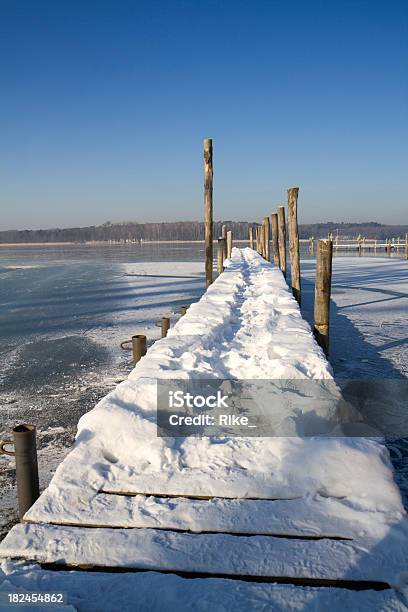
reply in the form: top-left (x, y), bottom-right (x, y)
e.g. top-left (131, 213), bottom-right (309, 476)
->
top-left (313, 240), bottom-right (333, 356)
top-left (263, 216), bottom-right (270, 261)
top-left (249, 225), bottom-right (254, 249)
top-left (277, 206), bottom-right (287, 278)
top-left (271, 213), bottom-right (280, 267)
top-left (405, 233), bottom-right (408, 260)
top-left (217, 238), bottom-right (225, 274)
top-left (132, 334), bottom-right (147, 365)
top-left (0, 424), bottom-right (40, 518)
top-left (256, 226), bottom-right (260, 253)
top-left (287, 187), bottom-right (301, 304)
top-left (156, 317), bottom-right (170, 338)
top-left (222, 226), bottom-right (228, 259)
top-left (204, 138), bottom-right (213, 288)
top-left (227, 230), bottom-right (233, 259)
top-left (259, 221), bottom-right (265, 258)
top-left (180, 306), bottom-right (188, 316)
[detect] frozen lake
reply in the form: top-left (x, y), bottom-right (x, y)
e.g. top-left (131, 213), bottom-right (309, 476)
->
top-left (0, 244), bottom-right (208, 537)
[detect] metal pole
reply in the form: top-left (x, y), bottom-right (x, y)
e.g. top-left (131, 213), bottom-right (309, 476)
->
top-left (132, 334), bottom-right (147, 365)
top-left (0, 424), bottom-right (40, 518)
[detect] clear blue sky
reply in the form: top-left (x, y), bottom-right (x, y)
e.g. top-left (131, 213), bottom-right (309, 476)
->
top-left (0, 0), bottom-right (407, 230)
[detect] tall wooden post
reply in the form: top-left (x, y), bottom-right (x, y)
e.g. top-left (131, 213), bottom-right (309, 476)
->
top-left (271, 213), bottom-right (280, 268)
top-left (277, 206), bottom-right (287, 278)
top-left (204, 138), bottom-right (213, 287)
top-left (249, 226), bottom-right (254, 249)
top-left (287, 187), bottom-right (301, 304)
top-left (405, 233), bottom-right (408, 260)
top-left (313, 240), bottom-right (333, 356)
top-left (222, 225), bottom-right (228, 259)
top-left (259, 222), bottom-right (265, 258)
top-left (256, 226), bottom-right (260, 253)
top-left (226, 230), bottom-right (233, 259)
top-left (217, 238), bottom-right (225, 274)
top-left (263, 216), bottom-right (270, 261)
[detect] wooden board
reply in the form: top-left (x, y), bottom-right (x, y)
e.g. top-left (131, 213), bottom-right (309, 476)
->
top-left (23, 487), bottom-right (394, 540)
top-left (2, 560), bottom-right (408, 612)
top-left (1, 523), bottom-right (406, 586)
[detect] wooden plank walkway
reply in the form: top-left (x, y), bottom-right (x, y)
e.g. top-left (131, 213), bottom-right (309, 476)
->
top-left (1, 248), bottom-right (407, 609)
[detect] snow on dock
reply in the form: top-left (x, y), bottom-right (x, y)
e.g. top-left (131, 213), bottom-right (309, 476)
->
top-left (1, 248), bottom-right (407, 610)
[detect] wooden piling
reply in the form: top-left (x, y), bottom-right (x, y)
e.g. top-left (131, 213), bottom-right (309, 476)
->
top-left (259, 222), bottom-right (265, 258)
top-left (406, 233), bottom-right (408, 260)
top-left (0, 424), bottom-right (40, 518)
top-left (249, 225), bottom-right (254, 249)
top-left (132, 334), bottom-right (147, 365)
top-left (313, 240), bottom-right (333, 356)
top-left (256, 226), bottom-right (260, 253)
top-left (227, 230), bottom-right (233, 259)
top-left (204, 138), bottom-right (213, 288)
top-left (217, 238), bottom-right (225, 274)
top-left (287, 187), bottom-right (301, 305)
top-left (271, 213), bottom-right (280, 268)
top-left (160, 317), bottom-right (170, 338)
top-left (222, 226), bottom-right (228, 259)
top-left (263, 216), bottom-right (270, 261)
top-left (277, 206), bottom-right (287, 278)
top-left (180, 306), bottom-right (188, 316)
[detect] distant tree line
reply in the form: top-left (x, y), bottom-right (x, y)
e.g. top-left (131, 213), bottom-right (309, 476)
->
top-left (0, 220), bottom-right (407, 244)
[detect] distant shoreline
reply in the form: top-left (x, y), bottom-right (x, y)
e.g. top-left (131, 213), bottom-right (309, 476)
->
top-left (0, 239), bottom-right (311, 247)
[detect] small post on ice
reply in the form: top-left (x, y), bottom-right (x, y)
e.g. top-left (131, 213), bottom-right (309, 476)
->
top-left (277, 206), bottom-right (287, 278)
top-left (132, 334), bottom-right (147, 365)
top-left (217, 238), bottom-right (225, 274)
top-left (0, 424), bottom-right (40, 518)
top-left (271, 213), bottom-right (280, 267)
top-left (180, 306), bottom-right (188, 316)
top-left (263, 216), bottom-right (270, 261)
top-left (204, 138), bottom-right (213, 288)
top-left (227, 230), bottom-right (233, 259)
top-left (287, 187), bottom-right (301, 305)
top-left (156, 317), bottom-right (170, 338)
top-left (406, 233), bottom-right (408, 260)
top-left (313, 240), bottom-right (333, 356)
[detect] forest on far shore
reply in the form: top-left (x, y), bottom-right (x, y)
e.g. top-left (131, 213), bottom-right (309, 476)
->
top-left (1, 220), bottom-right (407, 244)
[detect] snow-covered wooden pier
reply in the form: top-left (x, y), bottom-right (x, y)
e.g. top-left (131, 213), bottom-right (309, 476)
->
top-left (1, 248), bottom-right (407, 611)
